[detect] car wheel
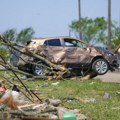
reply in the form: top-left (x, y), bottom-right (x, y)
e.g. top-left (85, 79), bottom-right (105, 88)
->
top-left (32, 61), bottom-right (48, 76)
top-left (92, 59), bottom-right (109, 75)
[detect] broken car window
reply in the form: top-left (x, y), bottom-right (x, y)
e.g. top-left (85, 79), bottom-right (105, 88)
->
top-left (64, 38), bottom-right (87, 48)
top-left (44, 39), bottom-right (61, 46)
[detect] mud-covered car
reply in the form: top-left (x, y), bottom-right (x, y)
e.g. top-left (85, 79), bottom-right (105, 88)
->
top-left (17, 36), bottom-right (119, 76)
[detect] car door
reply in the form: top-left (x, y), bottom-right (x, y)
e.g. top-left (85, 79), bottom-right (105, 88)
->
top-left (43, 38), bottom-right (67, 64)
top-left (62, 38), bottom-right (91, 65)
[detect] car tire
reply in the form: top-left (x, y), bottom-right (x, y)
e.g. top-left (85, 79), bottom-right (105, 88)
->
top-left (32, 61), bottom-right (48, 76)
top-left (92, 59), bottom-right (109, 75)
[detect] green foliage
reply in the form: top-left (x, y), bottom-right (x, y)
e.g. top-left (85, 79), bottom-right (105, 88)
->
top-left (69, 17), bottom-right (119, 47)
top-left (1, 27), bottom-right (35, 58)
top-left (113, 38), bottom-right (120, 45)
top-left (0, 47), bottom-right (8, 58)
top-left (2, 28), bottom-right (16, 41)
top-left (16, 27), bottom-right (35, 44)
top-left (112, 27), bottom-right (120, 49)
top-left (2, 27), bottom-right (35, 44)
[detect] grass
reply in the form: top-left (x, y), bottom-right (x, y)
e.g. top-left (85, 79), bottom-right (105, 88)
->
top-left (0, 70), bottom-right (120, 120)
top-left (19, 78), bottom-right (120, 120)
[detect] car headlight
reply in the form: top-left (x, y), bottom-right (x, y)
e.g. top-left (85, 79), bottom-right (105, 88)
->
top-left (106, 53), bottom-right (112, 57)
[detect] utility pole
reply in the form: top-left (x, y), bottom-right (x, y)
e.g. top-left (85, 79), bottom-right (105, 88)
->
top-left (78, 0), bottom-right (82, 40)
top-left (108, 0), bottom-right (111, 50)
top-left (119, 10), bottom-right (120, 28)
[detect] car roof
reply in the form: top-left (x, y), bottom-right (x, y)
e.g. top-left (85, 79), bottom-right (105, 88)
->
top-left (30, 36), bottom-right (89, 46)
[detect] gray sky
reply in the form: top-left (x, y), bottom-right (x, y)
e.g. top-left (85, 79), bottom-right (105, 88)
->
top-left (0, 0), bottom-right (120, 37)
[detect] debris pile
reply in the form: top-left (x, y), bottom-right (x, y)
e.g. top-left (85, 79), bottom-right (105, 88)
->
top-left (0, 80), bottom-right (87, 120)
top-left (0, 35), bottom-right (88, 119)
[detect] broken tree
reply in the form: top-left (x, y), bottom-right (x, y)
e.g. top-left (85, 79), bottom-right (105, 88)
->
top-left (0, 35), bottom-right (98, 80)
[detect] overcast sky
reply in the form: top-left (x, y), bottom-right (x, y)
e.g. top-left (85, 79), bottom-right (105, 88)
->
top-left (0, 0), bottom-right (120, 38)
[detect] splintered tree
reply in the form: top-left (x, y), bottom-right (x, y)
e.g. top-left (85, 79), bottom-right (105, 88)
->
top-left (0, 35), bottom-right (69, 79)
top-left (0, 35), bottom-right (97, 81)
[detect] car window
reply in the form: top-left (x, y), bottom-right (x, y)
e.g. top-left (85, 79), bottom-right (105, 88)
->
top-left (63, 38), bottom-right (87, 48)
top-left (26, 41), bottom-right (32, 45)
top-left (44, 39), bottom-right (61, 46)
top-left (77, 41), bottom-right (87, 48)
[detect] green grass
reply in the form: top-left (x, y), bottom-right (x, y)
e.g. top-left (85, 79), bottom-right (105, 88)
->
top-left (1, 71), bottom-right (120, 120)
top-left (18, 78), bottom-right (120, 120)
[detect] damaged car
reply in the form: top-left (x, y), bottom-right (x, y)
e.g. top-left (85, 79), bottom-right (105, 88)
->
top-left (17, 36), bottom-right (119, 77)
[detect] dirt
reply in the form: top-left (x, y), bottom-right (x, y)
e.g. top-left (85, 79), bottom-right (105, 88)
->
top-left (96, 71), bottom-right (120, 83)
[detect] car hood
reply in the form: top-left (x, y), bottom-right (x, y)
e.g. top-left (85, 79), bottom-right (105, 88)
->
top-left (93, 46), bottom-right (114, 56)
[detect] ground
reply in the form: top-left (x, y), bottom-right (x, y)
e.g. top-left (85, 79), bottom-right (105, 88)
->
top-left (0, 65), bottom-right (120, 83)
top-left (96, 71), bottom-right (120, 83)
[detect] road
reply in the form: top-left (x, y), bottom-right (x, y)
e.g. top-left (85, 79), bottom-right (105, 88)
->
top-left (96, 71), bottom-right (120, 83)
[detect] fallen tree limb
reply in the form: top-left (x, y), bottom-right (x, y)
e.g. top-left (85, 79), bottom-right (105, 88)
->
top-left (0, 35), bottom-right (95, 81)
top-left (0, 35), bottom-right (67, 72)
top-left (0, 74), bottom-right (34, 103)
top-left (0, 55), bottom-right (34, 98)
top-left (0, 60), bottom-right (34, 77)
